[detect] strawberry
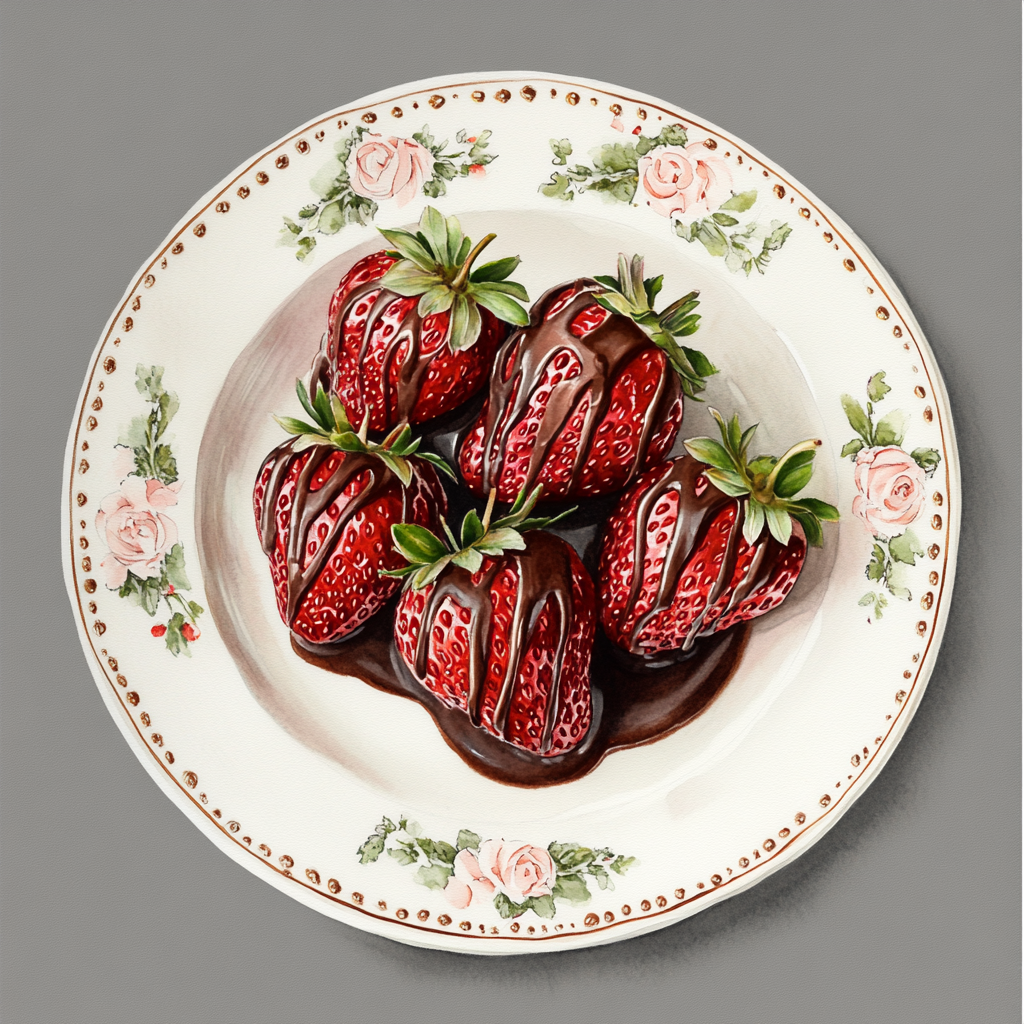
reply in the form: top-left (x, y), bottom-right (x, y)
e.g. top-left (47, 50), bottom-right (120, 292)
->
top-left (386, 489), bottom-right (595, 757)
top-left (599, 410), bottom-right (840, 655)
top-left (254, 380), bottom-right (451, 647)
top-left (311, 206), bottom-right (530, 434)
top-left (458, 254), bottom-right (716, 503)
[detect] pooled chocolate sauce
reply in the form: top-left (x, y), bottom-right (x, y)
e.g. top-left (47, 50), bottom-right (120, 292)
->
top-left (413, 532), bottom-right (579, 754)
top-left (290, 479), bottom-right (750, 788)
top-left (293, 607), bottom-right (746, 788)
top-left (478, 280), bottom-right (681, 496)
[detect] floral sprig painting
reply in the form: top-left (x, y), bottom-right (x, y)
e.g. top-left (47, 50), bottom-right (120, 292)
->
top-left (358, 816), bottom-right (635, 920)
top-left (96, 365), bottom-right (203, 655)
top-left (280, 125), bottom-right (497, 262)
top-left (841, 371), bottom-right (941, 620)
top-left (539, 125), bottom-right (791, 275)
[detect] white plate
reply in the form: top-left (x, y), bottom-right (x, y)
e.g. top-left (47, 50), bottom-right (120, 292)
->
top-left (62, 72), bottom-right (959, 954)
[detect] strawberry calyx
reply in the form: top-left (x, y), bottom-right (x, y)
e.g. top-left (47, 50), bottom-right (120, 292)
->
top-left (273, 378), bottom-right (455, 486)
top-left (376, 206), bottom-right (530, 351)
top-left (683, 408), bottom-right (840, 547)
top-left (592, 253), bottom-right (717, 400)
top-left (383, 486), bottom-right (574, 590)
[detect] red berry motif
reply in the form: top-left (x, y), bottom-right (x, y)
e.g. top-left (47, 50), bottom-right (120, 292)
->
top-left (253, 381), bottom-right (451, 647)
top-left (599, 411), bottom-right (839, 655)
top-left (310, 207), bottom-right (530, 433)
top-left (458, 254), bottom-right (714, 503)
top-left (181, 622), bottom-right (200, 642)
top-left (387, 490), bottom-right (594, 756)
top-left (151, 624), bottom-right (167, 638)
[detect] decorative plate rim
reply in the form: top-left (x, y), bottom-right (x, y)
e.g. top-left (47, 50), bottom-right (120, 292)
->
top-left (61, 70), bottom-right (961, 954)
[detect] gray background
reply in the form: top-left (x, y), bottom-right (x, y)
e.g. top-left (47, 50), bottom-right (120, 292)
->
top-left (1, 0), bottom-right (1019, 1021)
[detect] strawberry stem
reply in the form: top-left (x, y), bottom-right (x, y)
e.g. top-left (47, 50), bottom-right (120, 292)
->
top-left (357, 406), bottom-right (372, 445)
top-left (480, 487), bottom-right (498, 532)
top-left (451, 233), bottom-right (496, 290)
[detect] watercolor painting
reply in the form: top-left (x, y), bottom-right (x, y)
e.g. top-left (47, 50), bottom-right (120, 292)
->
top-left (65, 74), bottom-right (958, 952)
top-left (251, 207), bottom-right (838, 795)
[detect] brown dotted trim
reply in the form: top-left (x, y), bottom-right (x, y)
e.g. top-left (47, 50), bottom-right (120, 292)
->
top-left (68, 75), bottom-right (955, 944)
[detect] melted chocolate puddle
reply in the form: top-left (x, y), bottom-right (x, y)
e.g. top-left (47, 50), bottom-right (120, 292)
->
top-left (289, 469), bottom-right (750, 788)
top-left (294, 617), bottom-right (746, 788)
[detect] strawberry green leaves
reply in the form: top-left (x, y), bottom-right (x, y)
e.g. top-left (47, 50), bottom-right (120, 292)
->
top-left (593, 254), bottom-right (716, 400)
top-left (384, 487), bottom-right (574, 590)
top-left (377, 207), bottom-right (529, 351)
top-left (684, 408), bottom-right (840, 547)
top-left (274, 378), bottom-right (455, 487)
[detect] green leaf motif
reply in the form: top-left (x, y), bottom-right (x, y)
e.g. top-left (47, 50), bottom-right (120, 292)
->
top-left (551, 875), bottom-right (591, 905)
top-left (456, 829), bottom-right (481, 852)
top-left (387, 845), bottom-right (419, 866)
top-left (866, 544), bottom-right (888, 583)
top-left (539, 172), bottom-right (574, 201)
top-left (841, 438), bottom-right (865, 459)
top-left (414, 863), bottom-right (453, 890)
top-left (590, 141), bottom-right (640, 174)
top-left (859, 591), bottom-right (888, 620)
top-left (164, 612), bottom-right (191, 657)
top-left (720, 190), bottom-right (758, 213)
top-left (889, 529), bottom-right (924, 566)
top-left (357, 834), bottom-right (385, 864)
top-left (874, 409), bottom-right (908, 447)
top-left (549, 138), bottom-right (572, 165)
top-left (164, 543), bottom-right (191, 591)
top-left (841, 394), bottom-right (873, 443)
top-left (866, 371), bottom-right (891, 404)
top-left (911, 447), bottom-right (941, 476)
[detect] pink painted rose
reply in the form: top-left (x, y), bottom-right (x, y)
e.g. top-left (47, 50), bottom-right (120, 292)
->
top-left (95, 476), bottom-right (181, 588)
top-left (637, 142), bottom-right (733, 219)
top-left (346, 134), bottom-right (432, 207)
top-left (852, 446), bottom-right (926, 538)
top-left (480, 839), bottom-right (556, 903)
top-left (443, 840), bottom-right (556, 909)
top-left (443, 848), bottom-right (497, 909)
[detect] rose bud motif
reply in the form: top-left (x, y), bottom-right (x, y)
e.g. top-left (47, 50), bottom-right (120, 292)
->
top-left (346, 133), bottom-right (433, 208)
top-left (254, 380), bottom-right (452, 648)
top-left (636, 142), bottom-right (733, 219)
top-left (599, 410), bottom-right (840, 655)
top-left (851, 445), bottom-right (926, 538)
top-left (95, 477), bottom-right (180, 589)
top-left (311, 207), bottom-right (530, 435)
top-left (386, 488), bottom-right (595, 757)
top-left (458, 254), bottom-right (717, 503)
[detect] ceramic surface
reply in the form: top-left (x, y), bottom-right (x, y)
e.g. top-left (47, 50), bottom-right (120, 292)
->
top-left (62, 72), bottom-right (959, 953)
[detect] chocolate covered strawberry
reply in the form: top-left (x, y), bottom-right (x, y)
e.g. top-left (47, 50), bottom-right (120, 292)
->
top-left (458, 254), bottom-right (716, 503)
top-left (310, 207), bottom-right (530, 434)
top-left (254, 380), bottom-right (451, 647)
top-left (386, 489), bottom-right (595, 757)
top-left (599, 410), bottom-right (839, 655)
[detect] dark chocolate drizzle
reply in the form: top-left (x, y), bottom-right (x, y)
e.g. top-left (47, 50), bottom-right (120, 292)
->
top-left (411, 531), bottom-right (576, 755)
top-left (622, 457), bottom-right (785, 653)
top-left (258, 440), bottom-right (404, 625)
top-left (311, 281), bottom-right (432, 429)
top-left (478, 279), bottom-right (681, 495)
